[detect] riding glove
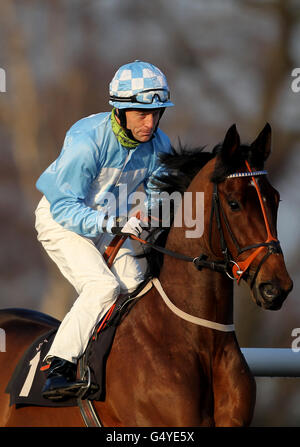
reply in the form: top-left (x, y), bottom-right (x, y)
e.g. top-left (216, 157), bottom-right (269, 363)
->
top-left (111, 216), bottom-right (142, 237)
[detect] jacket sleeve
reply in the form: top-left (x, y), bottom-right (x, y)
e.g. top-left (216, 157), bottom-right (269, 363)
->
top-left (36, 133), bottom-right (107, 237)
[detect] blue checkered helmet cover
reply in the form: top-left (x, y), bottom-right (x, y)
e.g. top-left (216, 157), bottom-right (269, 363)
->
top-left (109, 60), bottom-right (174, 109)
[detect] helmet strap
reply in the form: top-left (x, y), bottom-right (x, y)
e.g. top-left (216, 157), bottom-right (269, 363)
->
top-left (155, 107), bottom-right (165, 132)
top-left (114, 107), bottom-right (166, 144)
top-left (115, 108), bottom-right (127, 130)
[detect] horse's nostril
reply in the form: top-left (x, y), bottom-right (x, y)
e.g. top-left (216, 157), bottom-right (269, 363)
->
top-left (259, 282), bottom-right (280, 300)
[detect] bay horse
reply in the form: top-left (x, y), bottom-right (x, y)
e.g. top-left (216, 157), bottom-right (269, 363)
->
top-left (0, 124), bottom-right (293, 427)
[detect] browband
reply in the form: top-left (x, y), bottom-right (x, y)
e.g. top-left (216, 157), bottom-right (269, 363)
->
top-left (227, 170), bottom-right (267, 178)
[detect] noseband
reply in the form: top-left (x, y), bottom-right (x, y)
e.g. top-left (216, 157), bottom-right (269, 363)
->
top-left (208, 161), bottom-right (282, 287)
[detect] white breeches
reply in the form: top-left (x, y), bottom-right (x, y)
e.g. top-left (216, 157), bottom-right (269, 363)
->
top-left (35, 196), bottom-right (146, 363)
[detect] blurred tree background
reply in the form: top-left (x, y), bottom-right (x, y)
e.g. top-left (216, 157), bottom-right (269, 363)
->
top-left (0, 0), bottom-right (299, 426)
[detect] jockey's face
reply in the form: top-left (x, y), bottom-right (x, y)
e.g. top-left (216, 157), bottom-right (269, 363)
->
top-left (125, 109), bottom-right (160, 142)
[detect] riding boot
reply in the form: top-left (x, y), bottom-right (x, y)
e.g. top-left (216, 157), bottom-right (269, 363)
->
top-left (42, 356), bottom-right (86, 400)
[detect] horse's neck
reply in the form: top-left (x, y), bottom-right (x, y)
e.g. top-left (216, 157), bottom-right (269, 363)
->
top-left (158, 233), bottom-right (234, 331)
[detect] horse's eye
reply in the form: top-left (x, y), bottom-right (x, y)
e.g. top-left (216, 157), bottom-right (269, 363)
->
top-left (228, 200), bottom-right (240, 211)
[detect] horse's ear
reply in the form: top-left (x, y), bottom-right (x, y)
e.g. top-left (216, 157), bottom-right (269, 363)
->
top-left (221, 124), bottom-right (240, 162)
top-left (251, 123), bottom-right (272, 161)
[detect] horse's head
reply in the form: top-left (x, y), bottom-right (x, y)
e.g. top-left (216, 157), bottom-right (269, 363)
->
top-left (202, 123), bottom-right (293, 310)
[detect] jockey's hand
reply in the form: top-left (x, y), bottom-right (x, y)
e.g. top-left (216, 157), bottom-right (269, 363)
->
top-left (111, 216), bottom-right (142, 237)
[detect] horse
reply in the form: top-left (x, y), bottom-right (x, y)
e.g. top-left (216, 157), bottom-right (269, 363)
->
top-left (0, 123), bottom-right (293, 427)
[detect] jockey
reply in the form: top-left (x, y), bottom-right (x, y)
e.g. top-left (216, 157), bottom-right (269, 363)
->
top-left (35, 60), bottom-right (174, 400)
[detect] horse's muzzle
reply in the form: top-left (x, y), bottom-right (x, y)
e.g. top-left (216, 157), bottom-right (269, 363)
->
top-left (257, 280), bottom-right (293, 310)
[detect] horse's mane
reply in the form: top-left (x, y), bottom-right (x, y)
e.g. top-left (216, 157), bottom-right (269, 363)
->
top-left (152, 141), bottom-right (260, 194)
top-left (140, 140), bottom-right (258, 277)
top-left (140, 143), bottom-right (213, 277)
top-left (151, 144), bottom-right (214, 195)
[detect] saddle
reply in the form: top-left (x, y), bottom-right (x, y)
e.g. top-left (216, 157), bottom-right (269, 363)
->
top-left (5, 276), bottom-right (153, 409)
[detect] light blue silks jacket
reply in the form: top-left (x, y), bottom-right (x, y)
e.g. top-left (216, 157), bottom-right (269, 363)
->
top-left (36, 112), bottom-right (172, 238)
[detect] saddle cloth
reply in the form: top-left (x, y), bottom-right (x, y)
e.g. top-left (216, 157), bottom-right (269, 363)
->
top-left (5, 278), bottom-right (153, 407)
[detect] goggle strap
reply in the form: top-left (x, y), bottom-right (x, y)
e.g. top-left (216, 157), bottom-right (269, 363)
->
top-left (110, 88), bottom-right (170, 104)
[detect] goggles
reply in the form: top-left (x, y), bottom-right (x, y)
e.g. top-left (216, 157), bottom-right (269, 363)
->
top-left (110, 88), bottom-right (170, 104)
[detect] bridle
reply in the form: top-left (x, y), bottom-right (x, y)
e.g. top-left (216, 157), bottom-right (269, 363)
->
top-left (207, 160), bottom-right (282, 287)
top-left (127, 160), bottom-right (282, 289)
